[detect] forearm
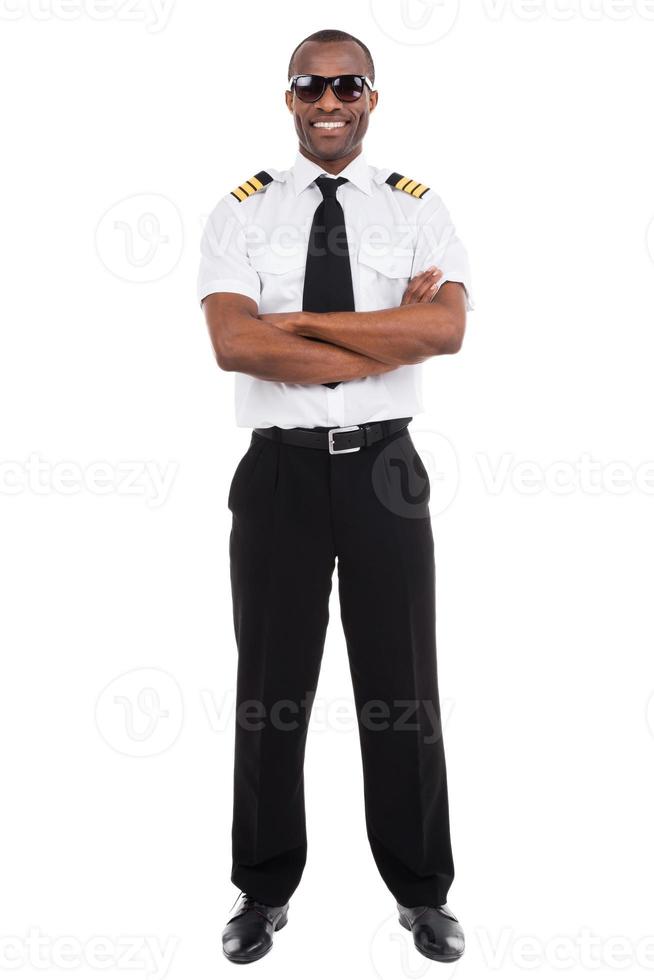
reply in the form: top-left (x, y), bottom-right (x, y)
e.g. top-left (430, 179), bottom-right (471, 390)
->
top-left (220, 314), bottom-right (395, 384)
top-left (296, 302), bottom-right (460, 365)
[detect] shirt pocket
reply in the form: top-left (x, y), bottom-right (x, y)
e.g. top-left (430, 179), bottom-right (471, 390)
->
top-left (356, 246), bottom-right (414, 311)
top-left (248, 248), bottom-right (306, 312)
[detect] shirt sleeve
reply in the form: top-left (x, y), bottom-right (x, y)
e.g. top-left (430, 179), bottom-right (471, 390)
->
top-left (197, 197), bottom-right (261, 306)
top-left (413, 192), bottom-right (475, 312)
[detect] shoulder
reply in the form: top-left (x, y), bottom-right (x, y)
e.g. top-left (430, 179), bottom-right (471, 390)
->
top-left (226, 167), bottom-right (287, 204)
top-left (374, 167), bottom-right (431, 200)
top-left (372, 165), bottom-right (449, 224)
top-left (203, 168), bottom-right (288, 228)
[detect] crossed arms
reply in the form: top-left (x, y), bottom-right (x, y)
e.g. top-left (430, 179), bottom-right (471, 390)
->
top-left (202, 267), bottom-right (468, 386)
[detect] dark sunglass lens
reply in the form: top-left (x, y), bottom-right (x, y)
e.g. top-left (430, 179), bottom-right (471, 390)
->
top-left (333, 75), bottom-right (364, 102)
top-left (294, 75), bottom-right (324, 102)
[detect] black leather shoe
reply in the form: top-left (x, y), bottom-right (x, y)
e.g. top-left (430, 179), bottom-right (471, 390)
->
top-left (222, 892), bottom-right (289, 964)
top-left (397, 902), bottom-right (465, 962)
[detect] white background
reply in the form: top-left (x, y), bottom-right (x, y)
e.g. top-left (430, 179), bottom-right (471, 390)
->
top-left (2, 1), bottom-right (654, 978)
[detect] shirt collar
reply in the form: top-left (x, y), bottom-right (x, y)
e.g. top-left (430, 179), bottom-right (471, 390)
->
top-left (292, 148), bottom-right (373, 197)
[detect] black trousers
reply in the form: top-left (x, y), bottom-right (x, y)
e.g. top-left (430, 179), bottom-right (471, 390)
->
top-left (227, 423), bottom-right (454, 908)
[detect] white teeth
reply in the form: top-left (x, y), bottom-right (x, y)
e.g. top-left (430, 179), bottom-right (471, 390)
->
top-left (313, 121), bottom-right (347, 129)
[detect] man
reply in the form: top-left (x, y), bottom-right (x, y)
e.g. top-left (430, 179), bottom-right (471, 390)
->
top-left (198, 28), bottom-right (474, 965)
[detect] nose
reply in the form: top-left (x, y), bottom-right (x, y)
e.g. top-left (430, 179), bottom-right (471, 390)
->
top-left (315, 82), bottom-right (342, 112)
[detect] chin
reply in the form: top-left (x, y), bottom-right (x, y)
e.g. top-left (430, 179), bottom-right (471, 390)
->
top-left (310, 142), bottom-right (349, 160)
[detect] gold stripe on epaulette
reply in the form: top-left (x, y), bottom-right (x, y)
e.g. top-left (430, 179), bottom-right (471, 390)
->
top-left (230, 170), bottom-right (274, 203)
top-left (231, 182), bottom-right (255, 202)
top-left (411, 183), bottom-right (429, 198)
top-left (387, 172), bottom-right (430, 199)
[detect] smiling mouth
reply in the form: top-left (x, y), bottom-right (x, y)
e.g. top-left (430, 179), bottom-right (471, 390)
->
top-left (311, 120), bottom-right (349, 131)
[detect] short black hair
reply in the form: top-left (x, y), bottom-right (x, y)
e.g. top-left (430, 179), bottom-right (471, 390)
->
top-left (288, 29), bottom-right (375, 85)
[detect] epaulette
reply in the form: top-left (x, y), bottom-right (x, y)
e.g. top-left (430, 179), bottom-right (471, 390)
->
top-left (385, 172), bottom-right (430, 199)
top-left (230, 170), bottom-right (274, 203)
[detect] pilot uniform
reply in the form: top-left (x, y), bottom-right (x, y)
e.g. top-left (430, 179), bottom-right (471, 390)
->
top-left (197, 149), bottom-right (474, 910)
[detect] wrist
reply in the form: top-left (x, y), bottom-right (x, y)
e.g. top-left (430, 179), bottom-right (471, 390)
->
top-left (295, 310), bottom-right (316, 336)
top-left (297, 310), bottom-right (329, 338)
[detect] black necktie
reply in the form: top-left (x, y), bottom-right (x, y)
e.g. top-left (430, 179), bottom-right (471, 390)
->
top-left (302, 175), bottom-right (355, 389)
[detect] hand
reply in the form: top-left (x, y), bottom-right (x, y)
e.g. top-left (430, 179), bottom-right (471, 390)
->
top-left (258, 312), bottom-right (302, 333)
top-left (400, 266), bottom-right (443, 306)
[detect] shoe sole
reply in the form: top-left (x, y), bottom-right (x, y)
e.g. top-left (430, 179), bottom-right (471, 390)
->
top-left (222, 912), bottom-right (288, 964)
top-left (398, 914), bottom-right (464, 963)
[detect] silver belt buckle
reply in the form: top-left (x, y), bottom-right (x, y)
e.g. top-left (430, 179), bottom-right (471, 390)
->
top-left (328, 425), bottom-right (361, 454)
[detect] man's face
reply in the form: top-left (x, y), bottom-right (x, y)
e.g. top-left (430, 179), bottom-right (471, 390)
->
top-left (285, 40), bottom-right (378, 162)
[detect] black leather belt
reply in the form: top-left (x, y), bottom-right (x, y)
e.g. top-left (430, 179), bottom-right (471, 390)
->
top-left (253, 417), bottom-right (412, 454)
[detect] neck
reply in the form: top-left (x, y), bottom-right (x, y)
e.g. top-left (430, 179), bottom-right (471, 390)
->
top-left (298, 144), bottom-right (362, 174)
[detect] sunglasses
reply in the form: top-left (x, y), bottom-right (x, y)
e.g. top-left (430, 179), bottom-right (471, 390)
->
top-left (289, 74), bottom-right (374, 104)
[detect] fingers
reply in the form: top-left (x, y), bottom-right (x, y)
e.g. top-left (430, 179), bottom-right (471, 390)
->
top-left (401, 266), bottom-right (443, 305)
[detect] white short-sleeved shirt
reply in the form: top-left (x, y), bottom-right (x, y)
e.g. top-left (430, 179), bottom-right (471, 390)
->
top-left (198, 149), bottom-right (474, 429)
